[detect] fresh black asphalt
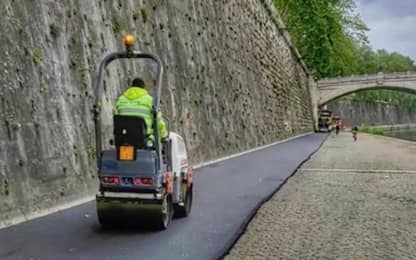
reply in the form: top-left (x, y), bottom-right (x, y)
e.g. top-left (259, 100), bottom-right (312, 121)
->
top-left (0, 133), bottom-right (326, 260)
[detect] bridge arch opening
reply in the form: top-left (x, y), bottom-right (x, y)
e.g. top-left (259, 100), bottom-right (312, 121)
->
top-left (319, 86), bottom-right (416, 108)
top-left (317, 72), bottom-right (416, 108)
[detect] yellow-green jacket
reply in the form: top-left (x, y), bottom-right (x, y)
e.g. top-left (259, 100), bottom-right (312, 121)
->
top-left (115, 87), bottom-right (168, 140)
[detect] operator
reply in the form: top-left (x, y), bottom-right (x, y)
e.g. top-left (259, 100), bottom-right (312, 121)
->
top-left (115, 77), bottom-right (168, 143)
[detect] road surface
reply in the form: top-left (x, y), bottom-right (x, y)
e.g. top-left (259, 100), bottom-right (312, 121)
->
top-left (0, 134), bottom-right (326, 260)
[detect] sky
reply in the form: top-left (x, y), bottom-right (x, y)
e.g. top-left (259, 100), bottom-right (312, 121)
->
top-left (355, 0), bottom-right (416, 61)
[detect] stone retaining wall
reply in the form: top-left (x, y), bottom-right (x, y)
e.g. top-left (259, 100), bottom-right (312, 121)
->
top-left (0, 0), bottom-right (313, 226)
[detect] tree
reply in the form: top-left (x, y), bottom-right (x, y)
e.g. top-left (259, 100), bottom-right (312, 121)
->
top-left (354, 49), bottom-right (416, 108)
top-left (273, 0), bottom-right (368, 79)
top-left (273, 0), bottom-right (416, 109)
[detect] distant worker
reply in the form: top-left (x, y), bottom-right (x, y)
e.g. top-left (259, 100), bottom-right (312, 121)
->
top-left (352, 125), bottom-right (358, 141)
top-left (115, 78), bottom-right (168, 142)
top-left (335, 122), bottom-right (340, 135)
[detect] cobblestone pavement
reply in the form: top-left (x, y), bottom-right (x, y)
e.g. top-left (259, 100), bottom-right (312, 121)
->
top-left (225, 132), bottom-right (416, 260)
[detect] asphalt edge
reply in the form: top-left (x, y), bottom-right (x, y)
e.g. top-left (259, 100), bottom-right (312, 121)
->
top-left (216, 133), bottom-right (329, 260)
top-left (0, 132), bottom-right (313, 230)
top-left (193, 131), bottom-right (313, 169)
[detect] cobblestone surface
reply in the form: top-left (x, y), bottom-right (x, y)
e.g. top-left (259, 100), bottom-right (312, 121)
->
top-left (225, 132), bottom-right (416, 260)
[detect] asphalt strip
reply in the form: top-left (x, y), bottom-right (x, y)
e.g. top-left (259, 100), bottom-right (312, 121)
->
top-left (217, 133), bottom-right (329, 260)
top-left (0, 132), bottom-right (314, 230)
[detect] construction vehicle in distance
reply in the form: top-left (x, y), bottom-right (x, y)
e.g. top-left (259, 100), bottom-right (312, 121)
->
top-left (92, 34), bottom-right (193, 229)
top-left (317, 109), bottom-right (333, 132)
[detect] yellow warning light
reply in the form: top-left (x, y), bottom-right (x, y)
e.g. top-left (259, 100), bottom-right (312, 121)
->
top-left (123, 34), bottom-right (135, 47)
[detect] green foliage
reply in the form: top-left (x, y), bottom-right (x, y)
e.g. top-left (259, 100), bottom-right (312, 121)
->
top-left (355, 47), bottom-right (415, 74)
top-left (350, 90), bottom-right (416, 111)
top-left (49, 23), bottom-right (61, 38)
top-left (140, 9), bottom-right (148, 23)
top-left (32, 48), bottom-right (42, 65)
top-left (273, 0), bottom-right (416, 109)
top-left (348, 48), bottom-right (416, 110)
top-left (359, 124), bottom-right (384, 136)
top-left (112, 18), bottom-right (122, 34)
top-left (371, 128), bottom-right (385, 136)
top-left (273, 0), bottom-right (368, 79)
top-left (132, 8), bottom-right (148, 23)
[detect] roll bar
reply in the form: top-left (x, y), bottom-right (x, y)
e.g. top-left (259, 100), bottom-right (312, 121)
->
top-left (92, 50), bottom-right (164, 169)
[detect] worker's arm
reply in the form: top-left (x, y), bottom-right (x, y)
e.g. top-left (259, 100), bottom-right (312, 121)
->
top-left (157, 111), bottom-right (168, 140)
top-left (114, 98), bottom-right (121, 114)
top-left (114, 95), bottom-right (127, 114)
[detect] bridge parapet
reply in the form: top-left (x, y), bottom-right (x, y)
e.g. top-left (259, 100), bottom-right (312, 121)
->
top-left (316, 71), bottom-right (416, 106)
top-left (319, 72), bottom-right (416, 85)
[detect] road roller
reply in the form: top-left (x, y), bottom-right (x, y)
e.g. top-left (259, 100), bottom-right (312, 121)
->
top-left (92, 34), bottom-right (193, 229)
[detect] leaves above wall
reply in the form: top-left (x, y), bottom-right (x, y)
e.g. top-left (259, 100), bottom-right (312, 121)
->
top-left (273, 0), bottom-right (416, 108)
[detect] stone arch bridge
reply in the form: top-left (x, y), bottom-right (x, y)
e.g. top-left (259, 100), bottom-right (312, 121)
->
top-left (316, 72), bottom-right (416, 107)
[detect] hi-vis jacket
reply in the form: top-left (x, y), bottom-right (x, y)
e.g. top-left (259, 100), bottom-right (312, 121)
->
top-left (116, 87), bottom-right (168, 140)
